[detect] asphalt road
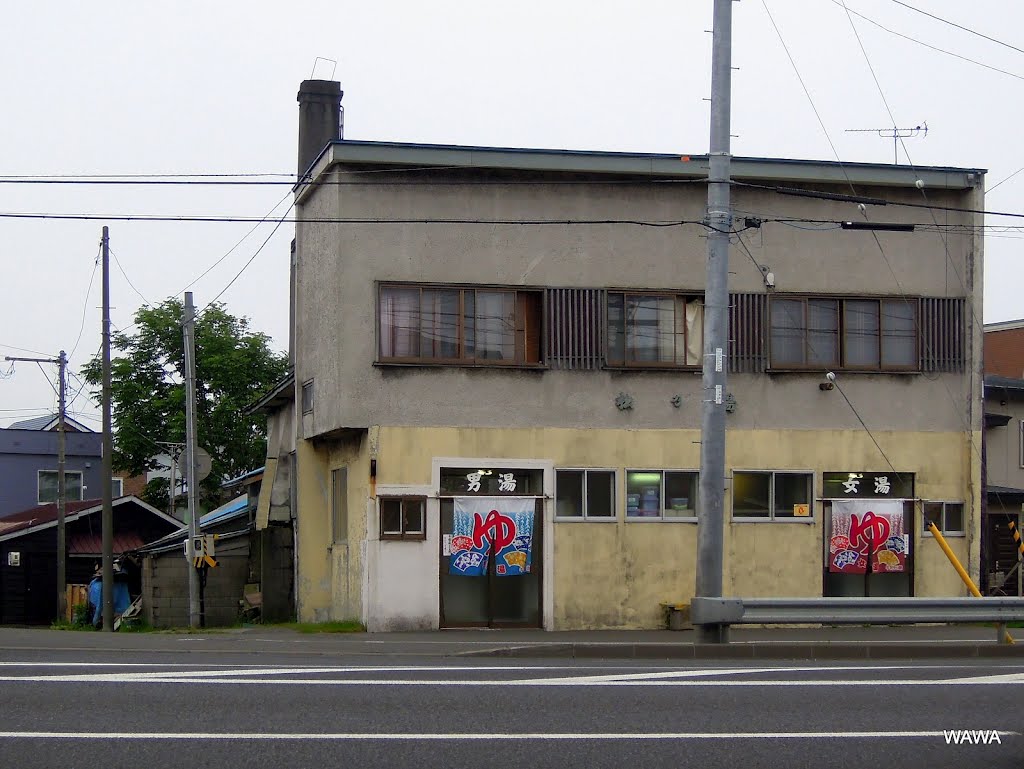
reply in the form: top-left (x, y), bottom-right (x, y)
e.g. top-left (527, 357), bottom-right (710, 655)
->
top-left (0, 646), bottom-right (1020, 769)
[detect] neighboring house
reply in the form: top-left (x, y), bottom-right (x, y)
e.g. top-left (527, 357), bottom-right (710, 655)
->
top-left (982, 318), bottom-right (1024, 596)
top-left (267, 80), bottom-right (986, 631)
top-left (139, 462), bottom-right (295, 628)
top-left (246, 371), bottom-right (296, 623)
top-left (0, 418), bottom-right (119, 518)
top-left (984, 319), bottom-right (1024, 379)
top-left (0, 496), bottom-right (180, 624)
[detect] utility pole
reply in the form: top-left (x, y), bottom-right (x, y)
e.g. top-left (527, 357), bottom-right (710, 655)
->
top-left (182, 292), bottom-right (201, 628)
top-left (156, 441), bottom-right (186, 518)
top-left (4, 350), bottom-right (68, 621)
top-left (101, 225), bottom-right (114, 631)
top-left (56, 350), bottom-right (67, 621)
top-left (695, 0), bottom-right (733, 644)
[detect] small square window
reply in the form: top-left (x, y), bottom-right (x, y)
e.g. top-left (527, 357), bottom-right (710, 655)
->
top-left (379, 497), bottom-right (426, 541)
top-left (924, 501), bottom-right (964, 537)
top-left (556, 470), bottom-right (615, 519)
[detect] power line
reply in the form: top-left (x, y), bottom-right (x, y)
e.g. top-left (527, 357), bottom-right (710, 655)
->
top-left (0, 211), bottom-right (714, 226)
top-left (109, 248), bottom-right (153, 306)
top-left (761, 0), bottom-right (862, 201)
top-left (0, 177), bottom-right (712, 187)
top-left (69, 247), bottom-right (101, 359)
top-left (197, 199), bottom-right (297, 317)
top-left (178, 188), bottom-right (293, 295)
top-left (831, 0), bottom-right (1024, 82)
top-left (891, 0), bottom-right (1024, 56)
top-left (0, 341), bottom-right (52, 356)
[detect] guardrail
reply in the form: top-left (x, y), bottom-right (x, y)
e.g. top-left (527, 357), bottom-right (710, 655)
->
top-left (690, 596), bottom-right (1024, 644)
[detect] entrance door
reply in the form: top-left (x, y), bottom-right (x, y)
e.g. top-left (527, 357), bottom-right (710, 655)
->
top-left (985, 512), bottom-right (1023, 596)
top-left (439, 498), bottom-right (543, 627)
top-left (823, 500), bottom-right (914, 597)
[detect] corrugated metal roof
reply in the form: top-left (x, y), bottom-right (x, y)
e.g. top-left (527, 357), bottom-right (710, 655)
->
top-left (69, 531), bottom-right (146, 555)
top-left (0, 496), bottom-right (179, 543)
top-left (200, 495), bottom-right (249, 527)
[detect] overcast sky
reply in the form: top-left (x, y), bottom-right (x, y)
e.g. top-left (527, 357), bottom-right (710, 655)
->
top-left (2, 0), bottom-right (1021, 427)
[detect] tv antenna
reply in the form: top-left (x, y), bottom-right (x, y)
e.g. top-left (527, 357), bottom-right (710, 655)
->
top-left (846, 122), bottom-right (928, 165)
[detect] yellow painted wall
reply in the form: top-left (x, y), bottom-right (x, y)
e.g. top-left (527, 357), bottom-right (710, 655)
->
top-left (296, 425), bottom-right (981, 629)
top-left (295, 432), bottom-right (368, 622)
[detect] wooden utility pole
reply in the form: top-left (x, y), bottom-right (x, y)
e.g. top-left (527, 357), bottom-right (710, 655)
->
top-left (4, 350), bottom-right (68, 621)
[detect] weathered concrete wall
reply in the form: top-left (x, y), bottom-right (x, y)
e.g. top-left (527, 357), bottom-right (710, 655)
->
top-left (144, 538), bottom-right (249, 628)
top-left (294, 169), bottom-right (978, 436)
top-left (294, 431), bottom-right (368, 623)
top-left (362, 425), bottom-right (978, 629)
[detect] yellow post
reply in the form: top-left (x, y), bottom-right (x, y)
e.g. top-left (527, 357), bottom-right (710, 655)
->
top-left (928, 522), bottom-right (1014, 644)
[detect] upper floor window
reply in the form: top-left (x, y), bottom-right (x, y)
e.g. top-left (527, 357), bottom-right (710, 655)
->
top-left (769, 296), bottom-right (918, 371)
top-left (38, 470), bottom-right (84, 505)
top-left (607, 292), bottom-right (703, 368)
top-left (301, 379), bottom-right (314, 414)
top-left (378, 284), bottom-right (542, 365)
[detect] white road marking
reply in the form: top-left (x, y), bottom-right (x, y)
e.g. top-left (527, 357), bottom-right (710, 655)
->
top-left (0, 730), bottom-right (1016, 740)
top-left (1, 673), bottom-right (1021, 686)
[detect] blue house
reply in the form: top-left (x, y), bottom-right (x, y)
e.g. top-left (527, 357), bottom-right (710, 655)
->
top-left (0, 415), bottom-right (116, 519)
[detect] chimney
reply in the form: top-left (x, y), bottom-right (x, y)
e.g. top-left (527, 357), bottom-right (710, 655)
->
top-left (296, 80), bottom-right (343, 179)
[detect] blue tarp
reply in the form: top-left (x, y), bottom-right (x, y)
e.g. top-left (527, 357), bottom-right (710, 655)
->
top-left (87, 577), bottom-right (131, 625)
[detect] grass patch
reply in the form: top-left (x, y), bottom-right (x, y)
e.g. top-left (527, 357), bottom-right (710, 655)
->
top-left (271, 621), bottom-right (366, 634)
top-left (50, 619), bottom-right (96, 631)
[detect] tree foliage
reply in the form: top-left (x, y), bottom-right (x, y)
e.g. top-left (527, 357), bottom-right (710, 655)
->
top-left (83, 299), bottom-right (288, 511)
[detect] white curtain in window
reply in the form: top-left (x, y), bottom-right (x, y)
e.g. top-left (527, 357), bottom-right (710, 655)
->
top-left (685, 299), bottom-right (703, 366)
top-left (379, 287), bottom-right (420, 358)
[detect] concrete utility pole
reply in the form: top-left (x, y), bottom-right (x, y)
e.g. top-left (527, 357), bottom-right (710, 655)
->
top-left (182, 292), bottom-right (201, 629)
top-left (4, 350), bottom-right (68, 621)
top-left (101, 226), bottom-right (114, 631)
top-left (695, 0), bottom-right (734, 644)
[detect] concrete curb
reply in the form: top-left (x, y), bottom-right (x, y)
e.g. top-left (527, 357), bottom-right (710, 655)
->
top-left (459, 642), bottom-right (1024, 660)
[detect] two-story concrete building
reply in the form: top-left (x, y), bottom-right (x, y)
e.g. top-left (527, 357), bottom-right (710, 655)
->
top-left (269, 80), bottom-right (986, 631)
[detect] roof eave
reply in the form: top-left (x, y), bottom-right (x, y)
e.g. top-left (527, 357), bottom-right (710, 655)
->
top-left (293, 141), bottom-right (984, 202)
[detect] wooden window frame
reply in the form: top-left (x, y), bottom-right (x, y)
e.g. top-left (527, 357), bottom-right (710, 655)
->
top-left (606, 291), bottom-right (704, 370)
top-left (377, 283), bottom-right (543, 367)
top-left (379, 496), bottom-right (427, 541)
top-left (768, 295), bottom-right (920, 373)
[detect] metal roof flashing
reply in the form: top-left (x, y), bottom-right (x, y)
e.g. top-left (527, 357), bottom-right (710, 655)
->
top-left (294, 140), bottom-right (984, 194)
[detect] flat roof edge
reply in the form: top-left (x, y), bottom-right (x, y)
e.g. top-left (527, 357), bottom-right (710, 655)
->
top-left (315, 140), bottom-right (983, 190)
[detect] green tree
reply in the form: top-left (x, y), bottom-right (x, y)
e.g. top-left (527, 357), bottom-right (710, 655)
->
top-left (83, 299), bottom-right (288, 511)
